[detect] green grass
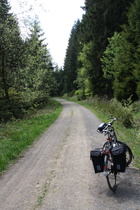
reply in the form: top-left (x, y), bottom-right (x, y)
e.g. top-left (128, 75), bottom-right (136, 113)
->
top-left (0, 98), bottom-right (62, 174)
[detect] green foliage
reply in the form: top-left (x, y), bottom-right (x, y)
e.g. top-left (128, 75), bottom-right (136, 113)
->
top-left (0, 0), bottom-right (23, 99)
top-left (81, 0), bottom-right (133, 97)
top-left (84, 97), bottom-right (134, 128)
top-left (0, 4), bottom-right (58, 121)
top-left (1, 0), bottom-right (140, 125)
top-left (53, 67), bottom-right (64, 96)
top-left (101, 32), bottom-right (120, 97)
top-left (0, 97), bottom-right (50, 122)
top-left (21, 20), bottom-right (56, 103)
top-left (62, 0), bottom-right (134, 99)
top-left (100, 0), bottom-right (140, 102)
top-left (127, 0), bottom-right (140, 99)
top-left (113, 32), bottom-right (137, 101)
top-left (75, 89), bottom-right (85, 100)
top-left (101, 31), bottom-right (137, 101)
top-left (77, 42), bottom-right (94, 96)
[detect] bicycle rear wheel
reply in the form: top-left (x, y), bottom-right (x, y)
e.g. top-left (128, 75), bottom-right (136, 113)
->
top-left (106, 154), bottom-right (117, 191)
top-left (125, 145), bottom-right (133, 166)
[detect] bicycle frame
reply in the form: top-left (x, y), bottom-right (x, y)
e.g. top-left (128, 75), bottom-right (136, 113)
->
top-left (95, 117), bottom-right (133, 191)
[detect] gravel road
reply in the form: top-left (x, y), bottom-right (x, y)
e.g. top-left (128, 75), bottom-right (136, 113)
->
top-left (0, 99), bottom-right (139, 210)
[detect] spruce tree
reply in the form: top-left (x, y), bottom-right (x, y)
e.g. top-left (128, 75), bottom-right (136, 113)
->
top-left (63, 20), bottom-right (82, 95)
top-left (101, 0), bottom-right (139, 101)
top-left (22, 20), bottom-right (56, 103)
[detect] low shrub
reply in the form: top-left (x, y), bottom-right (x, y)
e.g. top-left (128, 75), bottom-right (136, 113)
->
top-left (81, 97), bottom-right (134, 128)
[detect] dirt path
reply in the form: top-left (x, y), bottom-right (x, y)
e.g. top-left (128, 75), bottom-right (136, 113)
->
top-left (0, 99), bottom-right (139, 210)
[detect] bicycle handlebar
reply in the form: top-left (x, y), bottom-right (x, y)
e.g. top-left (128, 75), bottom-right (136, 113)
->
top-left (97, 117), bottom-right (116, 135)
top-left (107, 117), bottom-right (116, 125)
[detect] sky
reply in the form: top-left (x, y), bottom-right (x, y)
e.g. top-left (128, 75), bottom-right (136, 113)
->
top-left (9, 0), bottom-right (85, 68)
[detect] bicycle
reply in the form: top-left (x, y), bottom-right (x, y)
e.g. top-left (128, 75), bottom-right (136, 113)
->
top-left (90, 117), bottom-right (134, 191)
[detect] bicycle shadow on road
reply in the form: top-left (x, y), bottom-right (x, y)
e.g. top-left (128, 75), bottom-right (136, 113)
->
top-left (107, 168), bottom-right (140, 203)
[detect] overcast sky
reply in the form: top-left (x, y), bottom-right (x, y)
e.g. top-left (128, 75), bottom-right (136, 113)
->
top-left (9, 0), bottom-right (85, 68)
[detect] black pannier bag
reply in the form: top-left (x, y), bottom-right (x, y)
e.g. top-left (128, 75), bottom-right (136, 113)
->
top-left (111, 144), bottom-right (126, 172)
top-left (90, 148), bottom-right (104, 173)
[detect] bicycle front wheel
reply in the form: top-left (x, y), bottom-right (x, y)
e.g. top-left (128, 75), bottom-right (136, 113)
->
top-left (106, 154), bottom-right (117, 191)
top-left (106, 172), bottom-right (117, 192)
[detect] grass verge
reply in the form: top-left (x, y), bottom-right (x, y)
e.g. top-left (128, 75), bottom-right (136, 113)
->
top-left (0, 98), bottom-right (62, 174)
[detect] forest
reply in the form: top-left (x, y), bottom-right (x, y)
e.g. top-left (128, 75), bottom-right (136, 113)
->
top-left (59, 0), bottom-right (140, 103)
top-left (0, 0), bottom-right (140, 122)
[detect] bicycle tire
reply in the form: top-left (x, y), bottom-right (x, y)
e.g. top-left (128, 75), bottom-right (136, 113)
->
top-left (125, 145), bottom-right (133, 166)
top-left (106, 154), bottom-right (117, 191)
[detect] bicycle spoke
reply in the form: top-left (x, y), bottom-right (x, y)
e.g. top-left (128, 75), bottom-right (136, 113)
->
top-left (106, 154), bottom-right (117, 191)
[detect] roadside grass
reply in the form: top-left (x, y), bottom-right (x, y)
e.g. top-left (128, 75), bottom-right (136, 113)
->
top-left (63, 96), bottom-right (140, 169)
top-left (0, 98), bottom-right (62, 174)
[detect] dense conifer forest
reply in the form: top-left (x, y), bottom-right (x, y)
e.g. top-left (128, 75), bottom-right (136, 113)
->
top-left (59, 0), bottom-right (140, 102)
top-left (0, 0), bottom-right (140, 122)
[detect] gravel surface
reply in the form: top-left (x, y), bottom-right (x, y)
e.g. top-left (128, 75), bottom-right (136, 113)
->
top-left (0, 99), bottom-right (139, 210)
